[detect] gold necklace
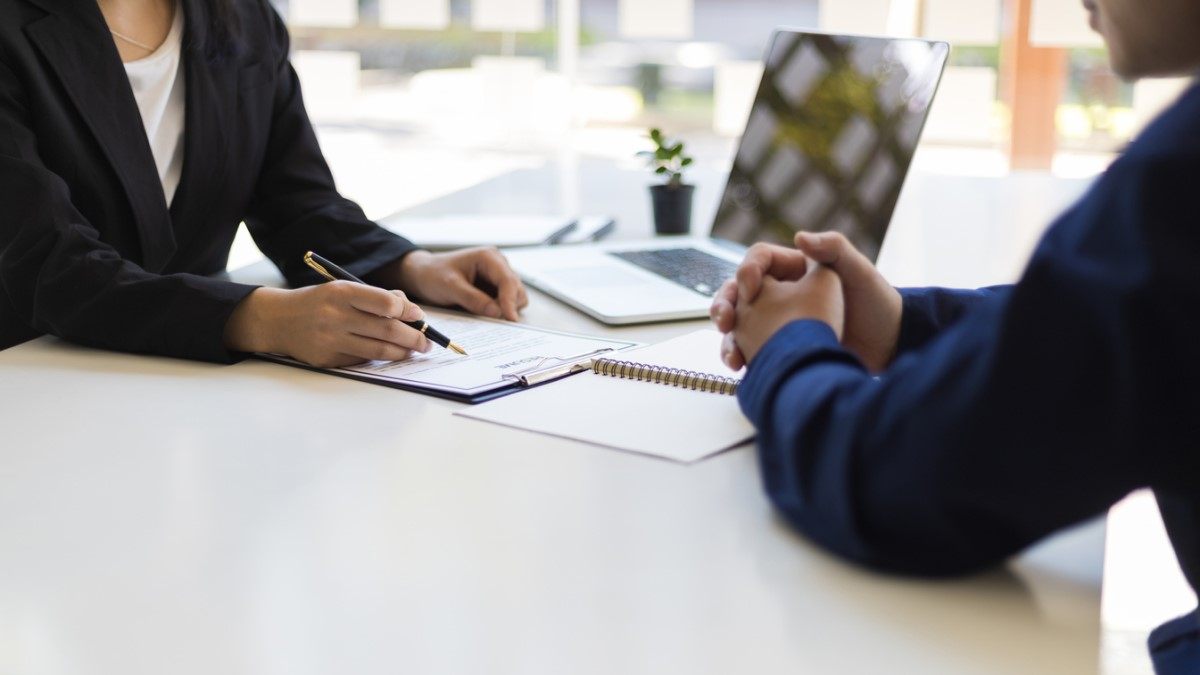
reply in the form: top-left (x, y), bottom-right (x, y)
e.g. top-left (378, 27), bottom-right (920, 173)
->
top-left (109, 29), bottom-right (156, 53)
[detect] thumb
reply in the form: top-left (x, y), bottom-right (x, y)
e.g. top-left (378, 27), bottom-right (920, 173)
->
top-left (794, 231), bottom-right (872, 285)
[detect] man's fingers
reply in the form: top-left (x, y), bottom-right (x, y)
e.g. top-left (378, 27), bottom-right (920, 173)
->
top-left (803, 262), bottom-right (844, 294)
top-left (793, 231), bottom-right (843, 263)
top-left (710, 279), bottom-right (738, 333)
top-left (793, 231), bottom-right (871, 286)
top-left (720, 331), bottom-right (745, 371)
top-left (756, 243), bottom-right (809, 279)
top-left (736, 243), bottom-right (808, 303)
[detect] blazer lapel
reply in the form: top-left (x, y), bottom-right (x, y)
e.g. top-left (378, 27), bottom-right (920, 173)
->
top-left (169, 0), bottom-right (233, 246)
top-left (24, 0), bottom-right (178, 272)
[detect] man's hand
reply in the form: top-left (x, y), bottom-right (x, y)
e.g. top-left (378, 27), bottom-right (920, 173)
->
top-left (711, 242), bottom-right (810, 369)
top-left (712, 231), bottom-right (902, 372)
top-left (792, 232), bottom-right (901, 372)
top-left (728, 263), bottom-right (845, 366)
top-left (384, 247), bottom-right (529, 321)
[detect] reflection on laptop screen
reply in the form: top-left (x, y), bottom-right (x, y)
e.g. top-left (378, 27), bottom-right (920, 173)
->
top-left (710, 31), bottom-right (949, 262)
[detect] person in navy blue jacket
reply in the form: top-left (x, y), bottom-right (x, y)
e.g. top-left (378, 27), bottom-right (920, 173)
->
top-left (710, 0), bottom-right (1200, 671)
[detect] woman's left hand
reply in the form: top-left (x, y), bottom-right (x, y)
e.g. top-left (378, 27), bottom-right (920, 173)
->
top-left (382, 247), bottom-right (529, 321)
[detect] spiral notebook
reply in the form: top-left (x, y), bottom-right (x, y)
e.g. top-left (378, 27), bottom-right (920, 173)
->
top-left (588, 355), bottom-right (739, 395)
top-left (457, 330), bottom-right (755, 463)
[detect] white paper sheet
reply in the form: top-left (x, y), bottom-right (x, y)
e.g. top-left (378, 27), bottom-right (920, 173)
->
top-left (457, 330), bottom-right (755, 463)
top-left (260, 310), bottom-right (637, 400)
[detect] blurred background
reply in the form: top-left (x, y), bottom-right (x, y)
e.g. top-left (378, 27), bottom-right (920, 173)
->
top-left (230, 0), bottom-right (1193, 268)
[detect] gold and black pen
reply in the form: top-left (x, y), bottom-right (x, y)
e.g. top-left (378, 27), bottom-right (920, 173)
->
top-left (303, 251), bottom-right (468, 355)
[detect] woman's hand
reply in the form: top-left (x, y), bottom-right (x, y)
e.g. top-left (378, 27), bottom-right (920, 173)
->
top-left (383, 248), bottom-right (529, 321)
top-left (223, 282), bottom-right (432, 367)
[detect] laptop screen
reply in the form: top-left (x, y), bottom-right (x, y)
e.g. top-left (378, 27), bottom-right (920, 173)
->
top-left (710, 30), bottom-right (949, 262)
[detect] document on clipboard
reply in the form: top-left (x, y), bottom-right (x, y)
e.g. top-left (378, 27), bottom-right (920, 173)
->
top-left (254, 310), bottom-right (639, 403)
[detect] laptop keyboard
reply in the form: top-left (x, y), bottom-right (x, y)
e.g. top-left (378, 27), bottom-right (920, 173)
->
top-left (609, 248), bottom-right (738, 297)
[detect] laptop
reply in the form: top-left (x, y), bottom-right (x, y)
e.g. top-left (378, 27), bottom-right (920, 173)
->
top-left (503, 29), bottom-right (950, 325)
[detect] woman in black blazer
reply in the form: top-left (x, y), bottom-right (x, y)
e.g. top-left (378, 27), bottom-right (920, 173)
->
top-left (0, 0), bottom-right (528, 366)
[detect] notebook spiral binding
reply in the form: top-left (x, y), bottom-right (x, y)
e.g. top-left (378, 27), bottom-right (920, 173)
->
top-left (590, 357), bottom-right (739, 395)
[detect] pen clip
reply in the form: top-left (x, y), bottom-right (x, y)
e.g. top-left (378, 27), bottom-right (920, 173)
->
top-left (303, 251), bottom-right (338, 282)
top-left (501, 347), bottom-right (616, 386)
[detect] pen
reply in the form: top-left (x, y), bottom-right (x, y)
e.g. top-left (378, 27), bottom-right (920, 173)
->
top-left (303, 251), bottom-right (468, 355)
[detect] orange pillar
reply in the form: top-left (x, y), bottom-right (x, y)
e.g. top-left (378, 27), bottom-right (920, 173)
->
top-left (1001, 0), bottom-right (1068, 170)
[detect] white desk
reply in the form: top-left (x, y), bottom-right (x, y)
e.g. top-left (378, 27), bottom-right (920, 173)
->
top-left (0, 164), bottom-right (1177, 675)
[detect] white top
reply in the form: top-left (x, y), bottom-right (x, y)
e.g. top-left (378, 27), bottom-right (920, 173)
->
top-left (123, 3), bottom-right (186, 206)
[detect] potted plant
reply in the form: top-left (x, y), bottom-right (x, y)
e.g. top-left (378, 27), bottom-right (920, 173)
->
top-left (638, 128), bottom-right (694, 235)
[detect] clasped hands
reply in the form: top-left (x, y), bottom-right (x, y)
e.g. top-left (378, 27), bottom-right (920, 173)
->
top-left (710, 231), bottom-right (903, 373)
top-left (225, 247), bottom-right (528, 367)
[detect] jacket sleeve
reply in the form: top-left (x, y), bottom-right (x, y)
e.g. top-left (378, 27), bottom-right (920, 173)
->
top-left (1150, 491), bottom-right (1200, 674)
top-left (0, 57), bottom-right (257, 362)
top-left (894, 286), bottom-right (1009, 355)
top-left (241, 3), bottom-right (417, 286)
top-left (736, 148), bottom-right (1200, 579)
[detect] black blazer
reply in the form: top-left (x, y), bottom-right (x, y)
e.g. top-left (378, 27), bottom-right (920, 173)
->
top-left (0, 0), bottom-right (416, 361)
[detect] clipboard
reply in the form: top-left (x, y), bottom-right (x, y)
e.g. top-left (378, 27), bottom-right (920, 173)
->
top-left (254, 309), bottom-right (639, 403)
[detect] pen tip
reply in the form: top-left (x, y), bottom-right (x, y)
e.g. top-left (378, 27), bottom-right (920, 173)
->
top-left (450, 342), bottom-right (468, 356)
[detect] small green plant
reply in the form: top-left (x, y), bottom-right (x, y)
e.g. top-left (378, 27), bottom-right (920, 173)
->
top-left (638, 128), bottom-right (693, 189)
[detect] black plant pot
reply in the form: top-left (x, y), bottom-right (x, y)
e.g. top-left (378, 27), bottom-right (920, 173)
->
top-left (649, 184), bottom-right (695, 235)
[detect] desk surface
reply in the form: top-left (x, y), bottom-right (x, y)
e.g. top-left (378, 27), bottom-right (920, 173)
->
top-left (0, 295), bottom-right (1104, 675)
top-left (0, 163), bottom-right (1175, 675)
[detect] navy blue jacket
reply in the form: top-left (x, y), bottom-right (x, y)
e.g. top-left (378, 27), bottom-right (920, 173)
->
top-left (739, 83), bottom-right (1200, 672)
top-left (0, 0), bottom-right (416, 361)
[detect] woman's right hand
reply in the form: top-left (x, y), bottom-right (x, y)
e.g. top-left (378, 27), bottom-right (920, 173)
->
top-left (223, 281), bottom-right (433, 367)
